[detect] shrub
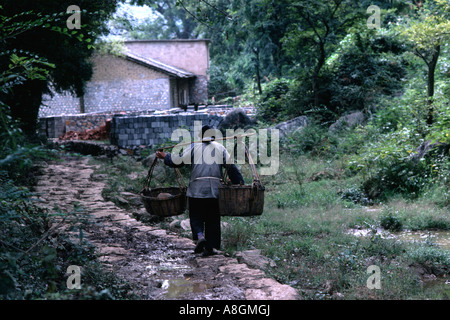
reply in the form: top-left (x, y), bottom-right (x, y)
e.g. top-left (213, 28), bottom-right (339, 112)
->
top-left (327, 30), bottom-right (408, 115)
top-left (347, 77), bottom-right (450, 201)
top-left (348, 120), bottom-right (435, 200)
top-left (255, 78), bottom-right (293, 123)
top-left (407, 246), bottom-right (450, 275)
top-left (222, 217), bottom-right (256, 253)
top-left (340, 186), bottom-right (373, 206)
top-left (380, 209), bottom-right (403, 231)
top-left (361, 156), bottom-right (429, 200)
top-left (282, 122), bottom-right (332, 157)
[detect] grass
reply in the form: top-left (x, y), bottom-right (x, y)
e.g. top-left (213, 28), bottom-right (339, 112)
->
top-left (91, 149), bottom-right (449, 300)
top-left (220, 152), bottom-right (450, 300)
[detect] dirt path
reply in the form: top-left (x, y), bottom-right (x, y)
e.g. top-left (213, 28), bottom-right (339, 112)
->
top-left (33, 156), bottom-right (300, 300)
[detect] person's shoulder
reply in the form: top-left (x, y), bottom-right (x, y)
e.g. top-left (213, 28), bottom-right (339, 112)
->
top-left (210, 141), bottom-right (225, 147)
top-left (211, 141), bottom-right (228, 151)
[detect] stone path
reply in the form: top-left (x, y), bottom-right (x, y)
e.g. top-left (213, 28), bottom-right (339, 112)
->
top-left (33, 156), bottom-right (300, 300)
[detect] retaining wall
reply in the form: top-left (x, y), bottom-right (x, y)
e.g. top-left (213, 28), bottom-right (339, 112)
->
top-left (39, 111), bottom-right (227, 148)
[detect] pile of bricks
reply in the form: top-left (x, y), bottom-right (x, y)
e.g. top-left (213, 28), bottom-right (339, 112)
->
top-left (39, 113), bottom-right (112, 140)
top-left (59, 120), bottom-right (111, 141)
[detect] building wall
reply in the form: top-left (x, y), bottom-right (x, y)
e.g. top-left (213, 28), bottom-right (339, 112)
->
top-left (124, 40), bottom-right (210, 77)
top-left (86, 53), bottom-right (171, 112)
top-left (125, 40), bottom-right (210, 104)
top-left (40, 90), bottom-right (82, 117)
top-left (91, 53), bottom-right (162, 82)
top-left (39, 54), bottom-right (172, 118)
top-left (38, 40), bottom-right (211, 118)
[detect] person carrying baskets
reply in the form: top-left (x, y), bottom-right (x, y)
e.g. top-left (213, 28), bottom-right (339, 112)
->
top-left (156, 125), bottom-right (244, 257)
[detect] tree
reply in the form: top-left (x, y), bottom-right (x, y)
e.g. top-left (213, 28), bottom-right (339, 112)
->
top-left (282, 0), bottom-right (367, 108)
top-left (112, 0), bottom-right (199, 39)
top-left (176, 0), bottom-right (292, 97)
top-left (400, 0), bottom-right (450, 124)
top-left (326, 28), bottom-right (408, 116)
top-left (0, 0), bottom-right (121, 136)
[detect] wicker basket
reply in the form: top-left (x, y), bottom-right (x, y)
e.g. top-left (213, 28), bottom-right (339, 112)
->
top-left (140, 157), bottom-right (187, 217)
top-left (218, 144), bottom-right (265, 216)
top-left (141, 187), bottom-right (187, 217)
top-left (218, 182), bottom-right (265, 216)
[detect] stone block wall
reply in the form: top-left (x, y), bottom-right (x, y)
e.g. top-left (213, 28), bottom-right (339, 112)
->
top-left (39, 111), bottom-right (228, 148)
top-left (40, 91), bottom-right (81, 118)
top-left (190, 76), bottom-right (208, 106)
top-left (110, 113), bottom-right (224, 148)
top-left (39, 116), bottom-right (65, 139)
top-left (84, 78), bottom-right (171, 113)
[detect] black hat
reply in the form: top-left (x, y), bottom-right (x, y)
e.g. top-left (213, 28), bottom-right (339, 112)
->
top-left (201, 125), bottom-right (212, 135)
top-left (201, 125), bottom-right (215, 141)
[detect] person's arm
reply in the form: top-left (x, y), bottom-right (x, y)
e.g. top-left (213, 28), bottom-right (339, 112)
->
top-left (155, 150), bottom-right (183, 168)
top-left (221, 146), bottom-right (244, 184)
top-left (224, 163), bottom-right (245, 185)
top-left (156, 143), bottom-right (194, 168)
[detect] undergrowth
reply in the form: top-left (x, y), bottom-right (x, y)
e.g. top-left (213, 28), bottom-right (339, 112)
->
top-left (0, 151), bottom-right (137, 300)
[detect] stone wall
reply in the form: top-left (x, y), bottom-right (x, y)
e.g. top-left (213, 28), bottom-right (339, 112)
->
top-left (39, 54), bottom-right (172, 118)
top-left (190, 75), bottom-right (208, 106)
top-left (110, 113), bottom-right (224, 148)
top-left (40, 91), bottom-right (82, 118)
top-left (39, 111), bottom-right (229, 148)
top-left (39, 116), bottom-right (65, 140)
top-left (84, 77), bottom-right (171, 113)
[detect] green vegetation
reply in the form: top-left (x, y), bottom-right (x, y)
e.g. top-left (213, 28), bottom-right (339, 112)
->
top-left (1, 0), bottom-right (120, 135)
top-left (0, 0), bottom-right (136, 300)
top-left (0, 150), bottom-right (136, 299)
top-left (219, 150), bottom-right (449, 299)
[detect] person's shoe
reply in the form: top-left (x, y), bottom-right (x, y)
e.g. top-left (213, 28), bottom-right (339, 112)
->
top-left (202, 247), bottom-right (216, 257)
top-left (194, 237), bottom-right (207, 254)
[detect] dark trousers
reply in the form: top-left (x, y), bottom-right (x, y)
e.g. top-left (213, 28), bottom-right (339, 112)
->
top-left (188, 197), bottom-right (221, 250)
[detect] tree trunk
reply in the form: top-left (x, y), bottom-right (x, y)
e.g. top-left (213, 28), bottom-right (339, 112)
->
top-left (254, 48), bottom-right (263, 95)
top-left (79, 95), bottom-right (85, 114)
top-left (312, 41), bottom-right (326, 107)
top-left (426, 45), bottom-right (440, 125)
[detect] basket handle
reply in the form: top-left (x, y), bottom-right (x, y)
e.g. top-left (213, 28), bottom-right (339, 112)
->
top-left (244, 143), bottom-right (264, 209)
top-left (142, 154), bottom-right (186, 191)
top-left (222, 141), bottom-right (262, 186)
top-left (243, 142), bottom-right (261, 184)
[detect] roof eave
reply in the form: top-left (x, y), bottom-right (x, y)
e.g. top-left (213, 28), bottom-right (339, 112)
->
top-left (124, 52), bottom-right (195, 79)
